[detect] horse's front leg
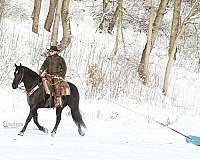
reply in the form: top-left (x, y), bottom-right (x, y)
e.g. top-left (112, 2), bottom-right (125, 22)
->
top-left (33, 110), bottom-right (48, 133)
top-left (18, 107), bottom-right (37, 136)
top-left (51, 107), bottom-right (63, 137)
top-left (18, 107), bottom-right (36, 136)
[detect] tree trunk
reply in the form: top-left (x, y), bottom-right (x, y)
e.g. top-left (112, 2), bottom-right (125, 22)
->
top-left (51, 0), bottom-right (64, 46)
top-left (141, 0), bottom-right (156, 84)
top-left (162, 0), bottom-right (200, 95)
top-left (0, 0), bottom-right (4, 22)
top-left (44, 0), bottom-right (58, 32)
top-left (32, 0), bottom-right (42, 33)
top-left (99, 0), bottom-right (109, 31)
top-left (151, 0), bottom-right (169, 45)
top-left (103, 0), bottom-right (108, 12)
top-left (138, 0), bottom-right (169, 83)
top-left (59, 0), bottom-right (71, 50)
top-left (162, 26), bottom-right (185, 96)
top-left (108, 5), bottom-right (120, 34)
top-left (0, 0), bottom-right (3, 16)
top-left (113, 0), bottom-right (123, 56)
top-left (168, 0), bottom-right (182, 60)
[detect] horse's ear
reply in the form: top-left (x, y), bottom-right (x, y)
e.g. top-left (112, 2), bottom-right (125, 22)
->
top-left (15, 64), bottom-right (17, 68)
top-left (20, 63), bottom-right (22, 66)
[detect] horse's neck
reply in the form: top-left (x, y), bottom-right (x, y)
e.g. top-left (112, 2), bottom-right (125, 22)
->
top-left (23, 71), bottom-right (40, 90)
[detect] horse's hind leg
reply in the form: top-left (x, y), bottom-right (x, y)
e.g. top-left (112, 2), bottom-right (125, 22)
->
top-left (33, 110), bottom-right (48, 133)
top-left (51, 107), bottom-right (63, 137)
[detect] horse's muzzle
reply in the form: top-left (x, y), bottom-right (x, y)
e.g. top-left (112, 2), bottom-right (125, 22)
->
top-left (12, 83), bottom-right (17, 89)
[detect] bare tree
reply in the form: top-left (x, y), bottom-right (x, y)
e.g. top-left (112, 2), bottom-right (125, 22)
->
top-left (31, 0), bottom-right (71, 50)
top-left (108, 5), bottom-right (120, 34)
top-left (113, 0), bottom-right (123, 56)
top-left (163, 0), bottom-right (200, 95)
top-left (0, 0), bottom-right (4, 18)
top-left (99, 0), bottom-right (109, 31)
top-left (51, 0), bottom-right (64, 46)
top-left (168, 0), bottom-right (182, 60)
top-left (98, 0), bottom-right (121, 34)
top-left (32, 0), bottom-right (42, 33)
top-left (139, 0), bottom-right (156, 84)
top-left (138, 0), bottom-right (169, 84)
top-left (59, 0), bottom-right (71, 51)
top-left (44, 0), bottom-right (57, 32)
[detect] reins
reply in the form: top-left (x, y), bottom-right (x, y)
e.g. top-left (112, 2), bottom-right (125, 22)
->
top-left (17, 68), bottom-right (41, 96)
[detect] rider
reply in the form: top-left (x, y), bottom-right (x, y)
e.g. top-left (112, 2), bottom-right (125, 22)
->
top-left (39, 46), bottom-right (67, 108)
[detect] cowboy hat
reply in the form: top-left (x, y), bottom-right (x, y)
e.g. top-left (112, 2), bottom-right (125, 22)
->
top-left (47, 46), bottom-right (61, 52)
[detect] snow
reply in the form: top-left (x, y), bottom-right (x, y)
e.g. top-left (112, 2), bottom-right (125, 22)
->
top-left (0, 88), bottom-right (200, 160)
top-left (1, 123), bottom-right (199, 160)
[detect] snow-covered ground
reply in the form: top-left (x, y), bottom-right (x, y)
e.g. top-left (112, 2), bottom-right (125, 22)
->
top-left (0, 88), bottom-right (200, 160)
top-left (1, 0), bottom-right (200, 159)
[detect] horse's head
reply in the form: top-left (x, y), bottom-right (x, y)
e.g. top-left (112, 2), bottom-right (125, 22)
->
top-left (12, 63), bottom-right (24, 89)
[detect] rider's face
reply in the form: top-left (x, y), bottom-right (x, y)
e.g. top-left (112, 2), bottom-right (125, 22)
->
top-left (48, 51), bottom-right (58, 56)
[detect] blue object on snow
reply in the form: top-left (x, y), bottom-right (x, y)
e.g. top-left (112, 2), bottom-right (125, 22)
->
top-left (186, 135), bottom-right (200, 146)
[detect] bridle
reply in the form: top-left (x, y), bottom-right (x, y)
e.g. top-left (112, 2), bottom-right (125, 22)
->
top-left (17, 68), bottom-right (24, 86)
top-left (17, 68), bottom-right (40, 96)
top-left (16, 68), bottom-right (25, 91)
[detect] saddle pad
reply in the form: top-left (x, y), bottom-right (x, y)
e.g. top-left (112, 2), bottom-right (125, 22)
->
top-left (55, 81), bottom-right (70, 96)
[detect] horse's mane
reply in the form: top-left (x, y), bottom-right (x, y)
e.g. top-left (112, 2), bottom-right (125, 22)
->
top-left (22, 66), bottom-right (42, 82)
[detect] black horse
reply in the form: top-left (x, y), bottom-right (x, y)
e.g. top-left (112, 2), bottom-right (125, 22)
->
top-left (12, 64), bottom-right (86, 136)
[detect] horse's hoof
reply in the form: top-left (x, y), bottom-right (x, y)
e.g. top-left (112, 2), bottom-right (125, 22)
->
top-left (78, 128), bottom-right (85, 136)
top-left (51, 131), bottom-right (56, 137)
top-left (42, 128), bottom-right (48, 134)
top-left (18, 132), bottom-right (24, 136)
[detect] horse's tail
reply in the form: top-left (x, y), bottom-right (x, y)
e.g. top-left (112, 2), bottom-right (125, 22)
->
top-left (71, 108), bottom-right (86, 128)
top-left (67, 82), bottom-right (86, 128)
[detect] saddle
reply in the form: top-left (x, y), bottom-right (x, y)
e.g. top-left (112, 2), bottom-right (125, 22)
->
top-left (42, 75), bottom-right (70, 96)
